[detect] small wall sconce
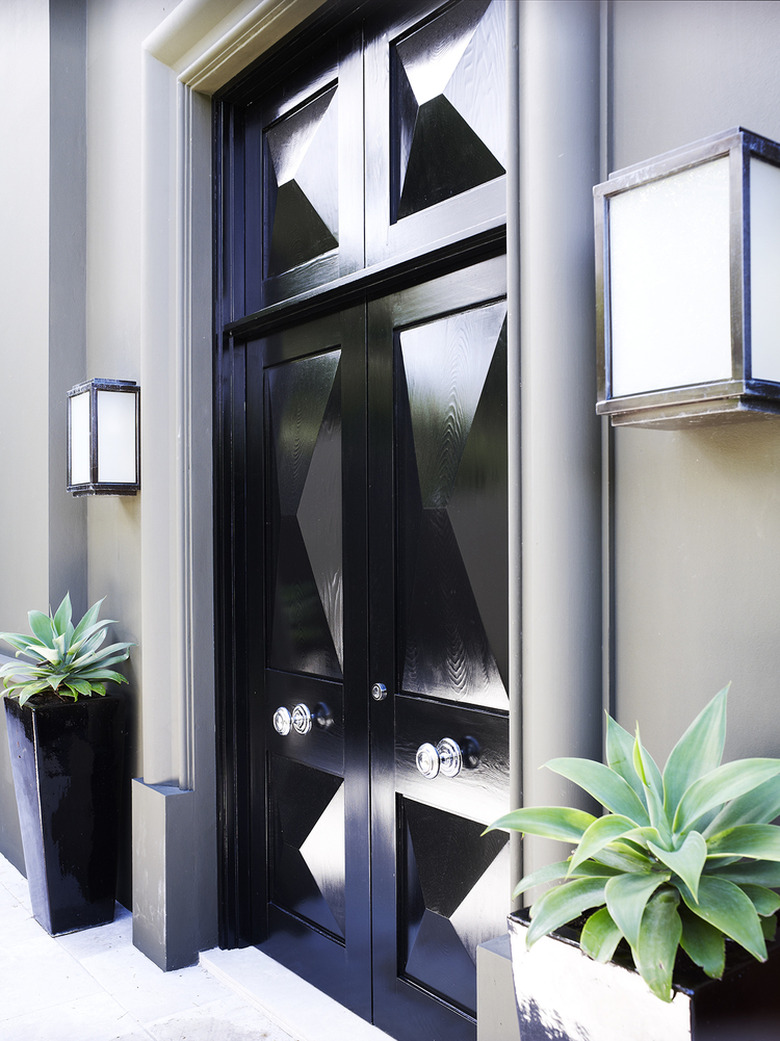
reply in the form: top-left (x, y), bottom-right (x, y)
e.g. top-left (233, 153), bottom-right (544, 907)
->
top-left (594, 127), bottom-right (780, 427)
top-left (67, 379), bottom-right (140, 495)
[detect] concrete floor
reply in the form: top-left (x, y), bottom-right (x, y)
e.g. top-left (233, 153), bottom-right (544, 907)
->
top-left (0, 854), bottom-right (392, 1041)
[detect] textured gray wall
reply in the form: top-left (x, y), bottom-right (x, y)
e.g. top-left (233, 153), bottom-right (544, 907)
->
top-left (608, 0), bottom-right (780, 765)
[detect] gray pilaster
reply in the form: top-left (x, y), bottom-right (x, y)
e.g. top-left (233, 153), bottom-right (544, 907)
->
top-left (518, 0), bottom-right (603, 876)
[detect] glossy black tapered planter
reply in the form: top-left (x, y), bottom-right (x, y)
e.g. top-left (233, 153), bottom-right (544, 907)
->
top-left (508, 911), bottom-right (780, 1041)
top-left (4, 693), bottom-right (125, 935)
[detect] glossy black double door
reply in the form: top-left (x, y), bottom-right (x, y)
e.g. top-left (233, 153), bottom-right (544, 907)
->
top-left (251, 257), bottom-right (510, 1041)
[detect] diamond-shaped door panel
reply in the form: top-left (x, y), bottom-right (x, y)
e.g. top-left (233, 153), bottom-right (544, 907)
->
top-left (393, 0), bottom-right (506, 220)
top-left (265, 84), bottom-right (339, 276)
top-left (270, 756), bottom-right (346, 939)
top-left (267, 350), bottom-right (343, 678)
top-left (401, 800), bottom-right (509, 1015)
top-left (398, 303), bottom-right (507, 708)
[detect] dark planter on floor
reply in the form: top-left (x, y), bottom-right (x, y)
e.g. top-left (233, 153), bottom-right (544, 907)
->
top-left (508, 911), bottom-right (780, 1041)
top-left (4, 693), bottom-right (125, 935)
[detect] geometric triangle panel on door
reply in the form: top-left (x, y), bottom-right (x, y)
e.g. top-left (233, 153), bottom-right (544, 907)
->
top-left (398, 303), bottom-right (507, 708)
top-left (401, 799), bottom-right (509, 1015)
top-left (394, 0), bottom-right (506, 219)
top-left (266, 350), bottom-right (343, 679)
top-left (270, 755), bottom-right (345, 940)
top-left (300, 783), bottom-right (346, 935)
top-left (399, 305), bottom-right (503, 509)
top-left (265, 84), bottom-right (339, 275)
top-left (448, 316), bottom-right (508, 692)
top-left (298, 361), bottom-right (343, 672)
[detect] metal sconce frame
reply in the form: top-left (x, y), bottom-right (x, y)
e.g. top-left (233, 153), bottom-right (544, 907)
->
top-left (594, 127), bottom-right (780, 427)
top-left (67, 378), bottom-right (140, 496)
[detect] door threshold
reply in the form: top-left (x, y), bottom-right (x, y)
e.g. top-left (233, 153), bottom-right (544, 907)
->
top-left (200, 946), bottom-right (395, 1041)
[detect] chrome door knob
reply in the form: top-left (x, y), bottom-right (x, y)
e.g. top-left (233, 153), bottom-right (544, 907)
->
top-left (415, 737), bottom-right (474, 779)
top-left (292, 703), bottom-right (313, 735)
top-left (437, 737), bottom-right (462, 778)
top-left (371, 682), bottom-right (388, 701)
top-left (416, 742), bottom-right (440, 779)
top-left (273, 706), bottom-right (292, 736)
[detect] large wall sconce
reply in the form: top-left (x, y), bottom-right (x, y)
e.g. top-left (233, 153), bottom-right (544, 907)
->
top-left (594, 127), bottom-right (780, 427)
top-left (67, 379), bottom-right (140, 495)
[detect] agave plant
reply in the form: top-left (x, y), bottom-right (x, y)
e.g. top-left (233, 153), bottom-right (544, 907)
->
top-left (0, 593), bottom-right (132, 706)
top-left (487, 686), bottom-right (780, 1002)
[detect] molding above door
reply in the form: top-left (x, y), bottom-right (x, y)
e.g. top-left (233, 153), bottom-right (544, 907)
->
top-left (145, 0), bottom-right (329, 93)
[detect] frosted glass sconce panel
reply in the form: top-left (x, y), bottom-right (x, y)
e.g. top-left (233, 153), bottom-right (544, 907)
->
top-left (96, 390), bottom-right (138, 484)
top-left (68, 390), bottom-right (91, 487)
top-left (609, 158), bottom-right (731, 397)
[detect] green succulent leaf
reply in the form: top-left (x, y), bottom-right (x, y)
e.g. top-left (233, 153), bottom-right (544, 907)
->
top-left (681, 875), bottom-right (767, 962)
top-left (739, 884), bottom-right (780, 919)
top-left (544, 758), bottom-right (650, 825)
top-left (679, 906), bottom-right (725, 978)
top-left (633, 888), bottom-right (682, 1003)
top-left (706, 824), bottom-right (780, 862)
top-left (569, 815), bottom-right (640, 873)
top-left (28, 610), bottom-right (55, 647)
top-left (590, 842), bottom-right (656, 873)
top-left (485, 806), bottom-right (596, 843)
top-left (64, 679), bottom-right (92, 698)
top-left (632, 728), bottom-right (663, 795)
top-left (71, 597), bottom-right (104, 640)
top-left (761, 914), bottom-right (778, 941)
top-left (526, 877), bottom-right (607, 946)
top-left (647, 832), bottom-right (707, 903)
top-left (52, 592), bottom-right (72, 633)
top-left (662, 686), bottom-right (728, 819)
top-left (0, 633), bottom-right (45, 655)
top-left (673, 759), bottom-right (780, 834)
top-left (513, 858), bottom-right (620, 899)
top-left (708, 859), bottom-right (780, 887)
top-left (580, 907), bottom-right (623, 964)
top-left (512, 860), bottom-right (572, 898)
top-left (605, 871), bottom-right (671, 951)
top-left (605, 714), bottom-right (646, 802)
top-left (18, 681), bottom-right (49, 707)
top-left (705, 774), bottom-right (780, 835)
top-left (632, 728), bottom-right (670, 839)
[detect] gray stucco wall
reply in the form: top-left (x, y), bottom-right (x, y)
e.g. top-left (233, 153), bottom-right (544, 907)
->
top-left (608, 0), bottom-right (780, 765)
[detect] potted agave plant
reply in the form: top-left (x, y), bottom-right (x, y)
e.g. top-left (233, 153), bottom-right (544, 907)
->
top-left (487, 686), bottom-right (780, 1040)
top-left (1, 593), bottom-right (133, 935)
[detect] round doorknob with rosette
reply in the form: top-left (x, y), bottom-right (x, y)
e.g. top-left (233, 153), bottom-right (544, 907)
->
top-left (272, 706), bottom-right (292, 736)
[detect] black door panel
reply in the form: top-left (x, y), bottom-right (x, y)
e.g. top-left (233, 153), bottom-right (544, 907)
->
top-left (217, 4), bottom-right (509, 1039)
top-left (368, 258), bottom-right (509, 1041)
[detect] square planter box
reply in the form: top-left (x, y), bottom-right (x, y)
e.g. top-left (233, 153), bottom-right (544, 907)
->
top-left (508, 911), bottom-right (780, 1041)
